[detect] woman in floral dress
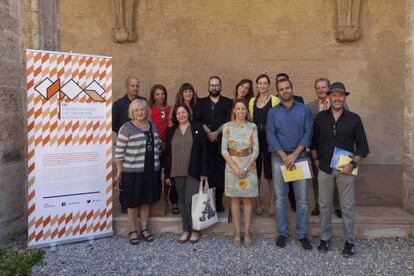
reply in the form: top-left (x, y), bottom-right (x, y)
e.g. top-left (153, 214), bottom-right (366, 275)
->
top-left (221, 99), bottom-right (259, 247)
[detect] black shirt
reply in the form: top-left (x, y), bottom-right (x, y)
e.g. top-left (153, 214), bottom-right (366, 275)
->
top-left (311, 109), bottom-right (369, 174)
top-left (112, 94), bottom-right (147, 134)
top-left (194, 95), bottom-right (232, 132)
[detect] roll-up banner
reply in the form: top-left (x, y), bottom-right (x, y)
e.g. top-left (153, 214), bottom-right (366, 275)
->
top-left (26, 49), bottom-right (113, 248)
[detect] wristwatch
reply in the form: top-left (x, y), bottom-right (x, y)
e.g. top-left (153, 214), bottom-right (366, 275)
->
top-left (350, 160), bottom-right (359, 169)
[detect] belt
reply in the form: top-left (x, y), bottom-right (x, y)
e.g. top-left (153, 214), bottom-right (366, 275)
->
top-left (228, 148), bottom-right (252, 157)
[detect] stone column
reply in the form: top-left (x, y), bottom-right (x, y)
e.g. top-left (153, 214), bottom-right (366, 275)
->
top-left (0, 0), bottom-right (60, 241)
top-left (404, 0), bottom-right (414, 214)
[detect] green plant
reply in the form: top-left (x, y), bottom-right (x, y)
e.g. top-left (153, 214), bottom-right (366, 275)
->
top-left (0, 246), bottom-right (44, 276)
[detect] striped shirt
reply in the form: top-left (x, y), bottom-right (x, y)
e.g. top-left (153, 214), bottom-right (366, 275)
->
top-left (114, 121), bottom-right (161, 173)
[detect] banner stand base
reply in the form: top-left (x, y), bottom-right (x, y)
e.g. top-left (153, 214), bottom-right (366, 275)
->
top-left (28, 232), bottom-right (113, 250)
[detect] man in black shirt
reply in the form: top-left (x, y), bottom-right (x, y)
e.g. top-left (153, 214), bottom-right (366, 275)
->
top-left (311, 82), bottom-right (369, 257)
top-left (112, 76), bottom-right (147, 134)
top-left (194, 76), bottom-right (232, 212)
top-left (112, 76), bottom-right (147, 212)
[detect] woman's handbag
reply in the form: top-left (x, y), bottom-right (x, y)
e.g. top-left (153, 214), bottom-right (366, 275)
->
top-left (191, 179), bottom-right (219, 231)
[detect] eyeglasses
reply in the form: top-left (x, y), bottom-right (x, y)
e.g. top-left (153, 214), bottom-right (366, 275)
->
top-left (209, 84), bottom-right (221, 88)
top-left (332, 123), bottom-right (336, 137)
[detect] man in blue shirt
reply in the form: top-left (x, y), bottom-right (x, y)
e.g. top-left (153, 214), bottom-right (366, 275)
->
top-left (266, 78), bottom-right (313, 250)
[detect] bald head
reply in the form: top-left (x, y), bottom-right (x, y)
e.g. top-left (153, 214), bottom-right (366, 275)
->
top-left (125, 76), bottom-right (140, 100)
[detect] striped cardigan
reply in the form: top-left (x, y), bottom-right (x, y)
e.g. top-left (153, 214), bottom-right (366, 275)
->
top-left (114, 121), bottom-right (161, 173)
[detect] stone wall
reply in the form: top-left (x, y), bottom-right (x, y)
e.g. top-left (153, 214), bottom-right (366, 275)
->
top-left (0, 0), bottom-right (27, 240)
top-left (60, 0), bottom-right (405, 167)
top-left (0, 0), bottom-right (60, 240)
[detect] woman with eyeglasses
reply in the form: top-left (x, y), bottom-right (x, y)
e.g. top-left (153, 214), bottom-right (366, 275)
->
top-left (114, 99), bottom-right (162, 245)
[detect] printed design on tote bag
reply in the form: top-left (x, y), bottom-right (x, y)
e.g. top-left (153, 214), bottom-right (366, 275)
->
top-left (199, 198), bottom-right (216, 222)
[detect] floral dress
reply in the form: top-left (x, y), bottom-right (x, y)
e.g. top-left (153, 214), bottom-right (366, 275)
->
top-left (221, 121), bottom-right (259, 197)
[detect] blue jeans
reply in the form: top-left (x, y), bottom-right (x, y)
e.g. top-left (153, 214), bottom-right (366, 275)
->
top-left (271, 154), bottom-right (309, 239)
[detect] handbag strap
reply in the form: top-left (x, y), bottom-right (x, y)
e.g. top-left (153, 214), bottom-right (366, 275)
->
top-left (197, 179), bottom-right (210, 194)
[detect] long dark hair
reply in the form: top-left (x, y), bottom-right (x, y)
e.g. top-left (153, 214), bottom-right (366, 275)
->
top-left (175, 83), bottom-right (198, 109)
top-left (254, 74), bottom-right (271, 106)
top-left (234, 79), bottom-right (254, 101)
top-left (171, 103), bottom-right (191, 128)
top-left (149, 84), bottom-right (168, 106)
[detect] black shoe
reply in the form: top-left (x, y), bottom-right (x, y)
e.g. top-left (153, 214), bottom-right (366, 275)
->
top-left (299, 238), bottom-right (313, 250)
top-left (216, 201), bottom-right (225, 213)
top-left (275, 235), bottom-right (288, 248)
top-left (335, 209), bottom-right (342, 218)
top-left (311, 208), bottom-right (319, 216)
top-left (342, 241), bottom-right (355, 257)
top-left (317, 240), bottom-right (330, 253)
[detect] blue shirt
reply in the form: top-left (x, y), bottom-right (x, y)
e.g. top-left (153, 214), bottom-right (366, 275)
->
top-left (266, 101), bottom-right (313, 153)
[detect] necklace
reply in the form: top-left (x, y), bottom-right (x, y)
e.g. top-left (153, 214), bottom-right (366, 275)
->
top-left (257, 95), bottom-right (270, 107)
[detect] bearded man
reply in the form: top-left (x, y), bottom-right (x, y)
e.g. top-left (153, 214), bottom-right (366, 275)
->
top-left (194, 76), bottom-right (232, 212)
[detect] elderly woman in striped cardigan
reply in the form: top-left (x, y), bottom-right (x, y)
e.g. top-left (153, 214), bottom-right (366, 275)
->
top-left (114, 99), bottom-right (162, 245)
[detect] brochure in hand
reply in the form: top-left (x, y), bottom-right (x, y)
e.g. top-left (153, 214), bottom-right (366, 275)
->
top-left (330, 147), bottom-right (358, 175)
top-left (280, 160), bottom-right (313, 182)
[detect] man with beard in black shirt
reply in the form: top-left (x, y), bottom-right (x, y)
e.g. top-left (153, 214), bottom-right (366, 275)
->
top-left (194, 76), bottom-right (232, 212)
top-left (311, 82), bottom-right (369, 257)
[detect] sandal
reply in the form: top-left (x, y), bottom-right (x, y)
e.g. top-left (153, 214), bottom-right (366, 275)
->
top-left (244, 233), bottom-right (252, 247)
top-left (141, 229), bottom-right (155, 242)
top-left (178, 231), bottom-right (190, 244)
top-left (233, 234), bottom-right (241, 247)
top-left (189, 231), bottom-right (199, 244)
top-left (129, 231), bottom-right (140, 245)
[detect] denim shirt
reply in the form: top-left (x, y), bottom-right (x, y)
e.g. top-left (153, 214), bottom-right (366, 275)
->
top-left (266, 101), bottom-right (313, 153)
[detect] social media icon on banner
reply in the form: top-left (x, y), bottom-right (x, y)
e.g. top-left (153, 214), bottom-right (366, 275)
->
top-left (61, 202), bottom-right (66, 207)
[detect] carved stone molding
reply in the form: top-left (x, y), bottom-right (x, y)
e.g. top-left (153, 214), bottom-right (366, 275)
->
top-left (334, 0), bottom-right (362, 42)
top-left (111, 0), bottom-right (137, 43)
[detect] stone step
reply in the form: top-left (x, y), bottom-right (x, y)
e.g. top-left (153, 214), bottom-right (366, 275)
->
top-left (114, 207), bottom-right (414, 239)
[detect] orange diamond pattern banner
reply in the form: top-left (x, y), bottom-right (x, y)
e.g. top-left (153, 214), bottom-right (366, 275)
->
top-left (26, 49), bottom-right (113, 248)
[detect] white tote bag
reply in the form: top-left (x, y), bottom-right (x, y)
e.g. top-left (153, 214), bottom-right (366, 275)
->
top-left (191, 179), bottom-right (219, 231)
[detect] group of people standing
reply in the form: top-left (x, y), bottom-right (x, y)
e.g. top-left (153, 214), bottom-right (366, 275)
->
top-left (112, 73), bottom-right (369, 258)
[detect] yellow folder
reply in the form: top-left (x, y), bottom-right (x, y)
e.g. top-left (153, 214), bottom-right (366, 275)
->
top-left (280, 160), bottom-right (312, 182)
top-left (337, 155), bottom-right (358, 176)
top-left (281, 167), bottom-right (305, 182)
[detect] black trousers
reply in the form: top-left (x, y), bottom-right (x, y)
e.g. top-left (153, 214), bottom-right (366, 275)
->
top-left (206, 140), bottom-right (225, 206)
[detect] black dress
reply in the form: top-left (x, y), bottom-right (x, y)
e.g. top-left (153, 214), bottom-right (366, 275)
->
top-left (253, 100), bottom-right (273, 179)
top-left (122, 124), bottom-right (161, 208)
